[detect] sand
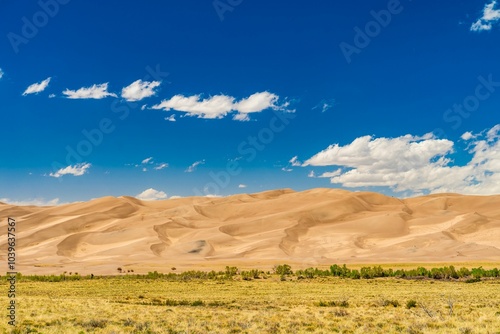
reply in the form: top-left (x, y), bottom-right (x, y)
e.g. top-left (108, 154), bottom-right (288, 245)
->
top-left (1, 188), bottom-right (499, 274)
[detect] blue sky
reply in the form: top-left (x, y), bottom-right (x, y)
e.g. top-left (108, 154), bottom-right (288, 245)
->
top-left (1, 0), bottom-right (500, 204)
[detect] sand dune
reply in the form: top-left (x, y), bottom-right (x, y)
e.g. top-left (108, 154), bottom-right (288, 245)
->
top-left (1, 188), bottom-right (500, 274)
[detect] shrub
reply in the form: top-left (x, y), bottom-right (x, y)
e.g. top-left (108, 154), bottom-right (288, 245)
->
top-left (465, 277), bottom-right (481, 283)
top-left (191, 300), bottom-right (204, 306)
top-left (225, 266), bottom-right (238, 277)
top-left (274, 264), bottom-right (292, 276)
top-left (406, 299), bottom-right (417, 309)
top-left (338, 298), bottom-right (349, 308)
top-left (381, 299), bottom-right (400, 307)
top-left (81, 319), bottom-right (107, 329)
top-left (334, 309), bottom-right (349, 317)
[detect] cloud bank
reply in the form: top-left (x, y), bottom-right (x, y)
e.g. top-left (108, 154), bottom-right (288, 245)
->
top-left (299, 125), bottom-right (500, 195)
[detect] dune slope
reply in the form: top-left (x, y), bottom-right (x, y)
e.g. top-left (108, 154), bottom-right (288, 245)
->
top-left (1, 189), bottom-right (500, 274)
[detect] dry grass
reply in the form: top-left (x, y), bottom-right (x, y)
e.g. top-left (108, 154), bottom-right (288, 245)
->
top-left (1, 276), bottom-right (499, 333)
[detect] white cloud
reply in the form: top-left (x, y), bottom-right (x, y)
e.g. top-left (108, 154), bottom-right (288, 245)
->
top-left (487, 124), bottom-right (500, 141)
top-left (63, 83), bottom-right (117, 99)
top-left (312, 99), bottom-right (335, 113)
top-left (23, 77), bottom-right (51, 95)
top-left (318, 169), bottom-right (342, 178)
top-left (307, 171), bottom-right (316, 178)
top-left (233, 92), bottom-right (280, 121)
top-left (154, 163), bottom-right (169, 170)
top-left (142, 157), bottom-right (153, 164)
top-left (471, 0), bottom-right (500, 31)
top-left (185, 160), bottom-right (205, 172)
top-left (461, 131), bottom-right (474, 141)
top-left (301, 125), bottom-right (500, 195)
top-left (152, 91), bottom-right (286, 120)
top-left (281, 167), bottom-right (293, 172)
top-left (48, 94), bottom-right (56, 98)
top-left (238, 184), bottom-right (247, 188)
top-left (0, 197), bottom-right (60, 206)
top-left (136, 188), bottom-right (167, 201)
top-left (121, 79), bottom-right (161, 101)
top-left (0, 68), bottom-right (4, 79)
top-left (289, 156), bottom-right (301, 166)
top-left (49, 163), bottom-right (91, 178)
top-left (165, 115), bottom-right (176, 122)
top-left (142, 167), bottom-right (147, 172)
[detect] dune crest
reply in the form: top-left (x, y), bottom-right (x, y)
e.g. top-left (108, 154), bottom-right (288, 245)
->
top-left (1, 189), bottom-right (500, 274)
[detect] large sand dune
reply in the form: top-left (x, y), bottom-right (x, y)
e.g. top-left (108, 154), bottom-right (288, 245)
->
top-left (1, 188), bottom-right (500, 274)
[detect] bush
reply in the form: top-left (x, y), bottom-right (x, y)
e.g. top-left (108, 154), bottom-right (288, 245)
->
top-left (225, 266), bottom-right (238, 277)
top-left (381, 299), bottom-right (400, 307)
top-left (274, 264), bottom-right (292, 276)
top-left (191, 300), bottom-right (204, 306)
top-left (406, 299), bottom-right (417, 309)
top-left (338, 298), bottom-right (349, 308)
top-left (81, 319), bottom-right (107, 329)
top-left (465, 277), bottom-right (481, 283)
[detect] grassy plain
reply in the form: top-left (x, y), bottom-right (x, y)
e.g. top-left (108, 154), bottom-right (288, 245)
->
top-left (1, 269), bottom-right (500, 334)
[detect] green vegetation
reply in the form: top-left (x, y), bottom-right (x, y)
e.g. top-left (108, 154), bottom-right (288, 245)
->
top-left (7, 264), bottom-right (499, 283)
top-left (1, 269), bottom-right (499, 333)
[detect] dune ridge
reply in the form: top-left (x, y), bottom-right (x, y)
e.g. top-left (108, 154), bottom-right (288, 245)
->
top-left (1, 188), bottom-right (500, 274)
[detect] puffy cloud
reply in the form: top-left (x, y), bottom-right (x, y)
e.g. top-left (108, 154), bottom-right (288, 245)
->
top-left (471, 0), bottom-right (500, 31)
top-left (121, 79), bottom-right (160, 101)
top-left (49, 163), bottom-right (91, 178)
top-left (300, 125), bottom-right (500, 195)
top-left (238, 184), bottom-right (247, 188)
top-left (23, 77), bottom-right (51, 95)
top-left (136, 188), bottom-right (167, 201)
top-left (165, 115), bottom-right (176, 122)
top-left (152, 91), bottom-right (286, 120)
top-left (185, 160), bottom-right (205, 173)
top-left (63, 83), bottom-right (117, 99)
top-left (461, 131), bottom-right (474, 141)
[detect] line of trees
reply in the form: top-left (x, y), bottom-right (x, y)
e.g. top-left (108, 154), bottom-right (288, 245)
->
top-left (4, 264), bottom-right (499, 282)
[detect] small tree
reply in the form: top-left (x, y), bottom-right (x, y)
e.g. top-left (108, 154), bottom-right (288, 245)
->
top-left (274, 264), bottom-right (292, 276)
